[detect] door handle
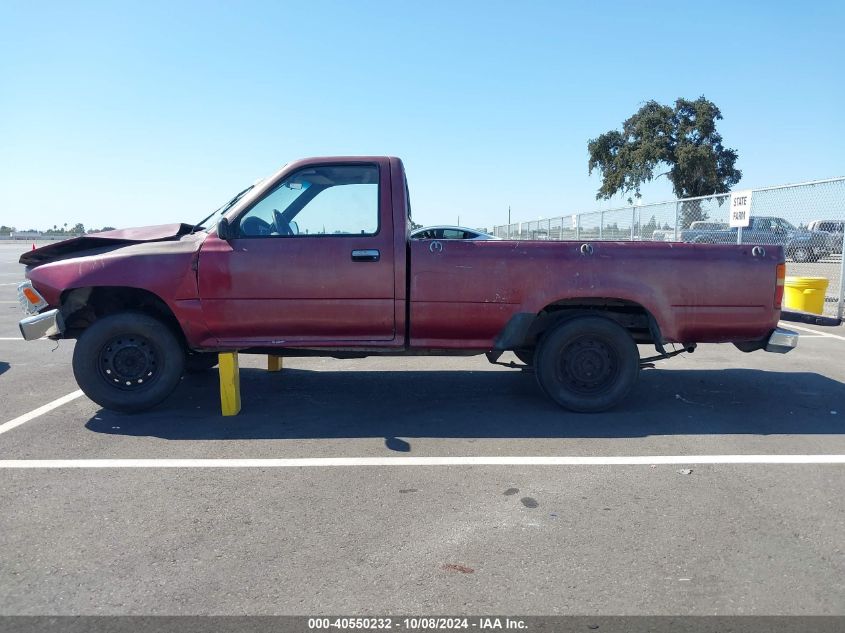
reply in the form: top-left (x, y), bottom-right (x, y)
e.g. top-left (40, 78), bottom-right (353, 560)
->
top-left (351, 249), bottom-right (380, 262)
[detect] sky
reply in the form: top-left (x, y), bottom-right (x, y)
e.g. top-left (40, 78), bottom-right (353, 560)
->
top-left (1, 0), bottom-right (843, 233)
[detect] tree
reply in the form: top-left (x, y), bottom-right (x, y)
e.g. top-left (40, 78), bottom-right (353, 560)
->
top-left (588, 96), bottom-right (741, 228)
top-left (641, 215), bottom-right (658, 238)
top-left (72, 223), bottom-right (85, 235)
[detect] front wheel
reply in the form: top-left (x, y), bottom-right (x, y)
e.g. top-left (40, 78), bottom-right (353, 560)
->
top-left (535, 316), bottom-right (639, 413)
top-left (72, 312), bottom-right (185, 413)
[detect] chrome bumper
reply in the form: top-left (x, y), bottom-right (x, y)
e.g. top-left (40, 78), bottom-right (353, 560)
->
top-left (19, 309), bottom-right (65, 341)
top-left (765, 327), bottom-right (798, 354)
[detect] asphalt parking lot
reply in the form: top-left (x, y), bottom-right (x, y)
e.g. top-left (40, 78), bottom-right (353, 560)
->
top-left (1, 242), bottom-right (844, 616)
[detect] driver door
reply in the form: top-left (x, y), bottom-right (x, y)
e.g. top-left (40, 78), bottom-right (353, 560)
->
top-left (197, 160), bottom-right (396, 346)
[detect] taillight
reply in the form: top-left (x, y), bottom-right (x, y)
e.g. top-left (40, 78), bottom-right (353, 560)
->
top-left (774, 263), bottom-right (786, 308)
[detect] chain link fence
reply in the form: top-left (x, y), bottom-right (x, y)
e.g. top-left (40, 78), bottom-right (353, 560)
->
top-left (489, 177), bottom-right (845, 317)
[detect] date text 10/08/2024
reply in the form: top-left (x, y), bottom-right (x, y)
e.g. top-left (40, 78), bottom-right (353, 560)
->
top-left (307, 617), bottom-right (528, 630)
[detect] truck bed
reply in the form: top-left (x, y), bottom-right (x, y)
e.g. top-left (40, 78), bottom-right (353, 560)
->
top-left (409, 239), bottom-right (782, 348)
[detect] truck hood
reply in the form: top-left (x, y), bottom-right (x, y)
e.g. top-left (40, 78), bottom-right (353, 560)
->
top-left (19, 223), bottom-right (196, 266)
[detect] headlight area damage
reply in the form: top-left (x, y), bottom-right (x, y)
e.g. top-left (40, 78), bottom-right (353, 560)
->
top-left (17, 224), bottom-right (203, 342)
top-left (17, 281), bottom-right (61, 340)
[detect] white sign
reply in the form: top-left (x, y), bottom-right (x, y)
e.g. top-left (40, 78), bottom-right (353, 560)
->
top-left (729, 190), bottom-right (753, 227)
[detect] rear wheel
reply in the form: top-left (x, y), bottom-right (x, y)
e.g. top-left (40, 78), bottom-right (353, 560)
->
top-left (72, 312), bottom-right (185, 413)
top-left (535, 316), bottom-right (639, 413)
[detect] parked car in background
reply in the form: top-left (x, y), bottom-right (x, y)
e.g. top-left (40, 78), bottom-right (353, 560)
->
top-left (807, 220), bottom-right (844, 253)
top-left (680, 216), bottom-right (832, 262)
top-left (411, 225), bottom-right (500, 240)
top-left (689, 221), bottom-right (729, 231)
top-left (651, 222), bottom-right (725, 243)
top-left (650, 229), bottom-right (675, 241)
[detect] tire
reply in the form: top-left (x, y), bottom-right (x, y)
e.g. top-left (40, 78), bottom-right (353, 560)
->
top-left (535, 316), bottom-right (639, 413)
top-left (790, 247), bottom-right (810, 263)
top-left (184, 351), bottom-right (219, 373)
top-left (72, 312), bottom-right (185, 413)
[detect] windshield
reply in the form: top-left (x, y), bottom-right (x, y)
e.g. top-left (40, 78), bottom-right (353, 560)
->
top-left (192, 179), bottom-right (265, 232)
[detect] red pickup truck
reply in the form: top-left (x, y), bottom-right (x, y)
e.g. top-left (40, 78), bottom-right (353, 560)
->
top-left (17, 156), bottom-right (811, 413)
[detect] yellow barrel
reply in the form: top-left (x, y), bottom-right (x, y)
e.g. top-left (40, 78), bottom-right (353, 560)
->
top-left (784, 276), bottom-right (829, 314)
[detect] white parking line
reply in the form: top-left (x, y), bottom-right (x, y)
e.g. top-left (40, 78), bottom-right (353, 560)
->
top-left (0, 390), bottom-right (85, 436)
top-left (1, 455), bottom-right (844, 468)
top-left (784, 323), bottom-right (845, 341)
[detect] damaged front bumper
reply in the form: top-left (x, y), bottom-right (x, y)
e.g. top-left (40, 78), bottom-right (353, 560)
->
top-left (19, 308), bottom-right (65, 341)
top-left (17, 280), bottom-right (65, 341)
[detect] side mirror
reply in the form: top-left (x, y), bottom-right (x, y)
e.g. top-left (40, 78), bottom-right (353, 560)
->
top-left (217, 217), bottom-right (231, 240)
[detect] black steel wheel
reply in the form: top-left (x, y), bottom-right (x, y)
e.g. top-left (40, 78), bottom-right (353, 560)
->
top-left (535, 316), bottom-right (639, 412)
top-left (97, 334), bottom-right (159, 389)
top-left (73, 312), bottom-right (184, 413)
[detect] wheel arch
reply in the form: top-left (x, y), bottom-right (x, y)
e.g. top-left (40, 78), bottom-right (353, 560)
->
top-left (493, 297), bottom-right (662, 352)
top-left (60, 286), bottom-right (187, 345)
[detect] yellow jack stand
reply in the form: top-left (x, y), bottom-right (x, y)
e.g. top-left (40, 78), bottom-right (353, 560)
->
top-left (218, 352), bottom-right (241, 416)
top-left (267, 355), bottom-right (284, 372)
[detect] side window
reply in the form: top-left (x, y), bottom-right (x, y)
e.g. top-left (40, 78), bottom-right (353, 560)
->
top-left (441, 229), bottom-right (464, 239)
top-left (238, 165), bottom-right (379, 237)
top-left (754, 218), bottom-right (772, 231)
